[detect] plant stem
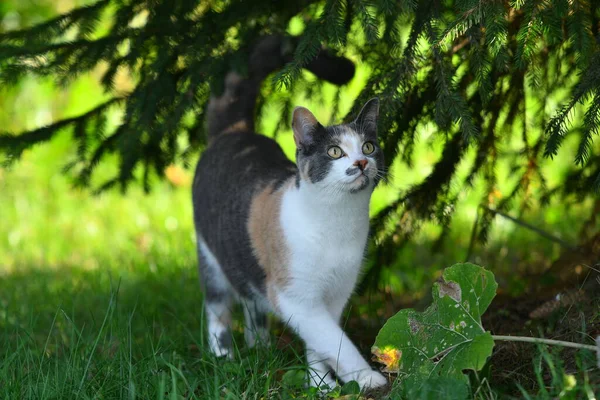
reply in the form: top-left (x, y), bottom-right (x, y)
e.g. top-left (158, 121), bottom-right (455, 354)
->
top-left (482, 206), bottom-right (578, 250)
top-left (492, 335), bottom-right (597, 352)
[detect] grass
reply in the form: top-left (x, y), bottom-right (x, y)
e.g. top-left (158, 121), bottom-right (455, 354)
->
top-left (0, 260), bottom-right (597, 399)
top-left (0, 276), bottom-right (303, 398)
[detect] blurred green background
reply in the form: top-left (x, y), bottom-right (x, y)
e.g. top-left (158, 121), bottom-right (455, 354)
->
top-left (0, 0), bottom-right (591, 291)
top-left (0, 0), bottom-right (592, 297)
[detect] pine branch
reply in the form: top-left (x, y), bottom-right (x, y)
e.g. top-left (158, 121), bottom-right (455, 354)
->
top-left (354, 0), bottom-right (380, 43)
top-left (545, 51), bottom-right (600, 159)
top-left (0, 0), bottom-right (111, 44)
top-left (0, 97), bottom-right (124, 163)
top-left (321, 0), bottom-right (348, 46)
top-left (576, 90), bottom-right (600, 166)
top-left (427, 20), bottom-right (479, 142)
top-left (567, 0), bottom-right (594, 69)
top-left (482, 206), bottom-right (578, 250)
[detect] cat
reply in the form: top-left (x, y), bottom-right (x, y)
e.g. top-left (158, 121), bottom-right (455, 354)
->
top-left (192, 36), bottom-right (387, 390)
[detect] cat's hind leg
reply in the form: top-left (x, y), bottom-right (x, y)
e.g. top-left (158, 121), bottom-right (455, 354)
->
top-left (197, 235), bottom-right (234, 358)
top-left (241, 298), bottom-right (270, 348)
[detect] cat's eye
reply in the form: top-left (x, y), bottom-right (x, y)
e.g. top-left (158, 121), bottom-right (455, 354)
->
top-left (362, 142), bottom-right (375, 155)
top-left (327, 146), bottom-right (344, 159)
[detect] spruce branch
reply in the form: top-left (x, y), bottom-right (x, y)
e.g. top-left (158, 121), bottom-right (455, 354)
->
top-left (576, 90), bottom-right (600, 166)
top-left (482, 206), bottom-right (578, 250)
top-left (0, 0), bottom-right (111, 44)
top-left (0, 97), bottom-right (124, 164)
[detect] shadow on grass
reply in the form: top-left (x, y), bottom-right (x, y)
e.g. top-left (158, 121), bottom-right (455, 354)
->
top-left (0, 263), bottom-right (310, 399)
top-left (1, 232), bottom-right (598, 399)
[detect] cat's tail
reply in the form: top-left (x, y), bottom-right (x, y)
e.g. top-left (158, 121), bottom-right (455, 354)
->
top-left (206, 35), bottom-right (355, 143)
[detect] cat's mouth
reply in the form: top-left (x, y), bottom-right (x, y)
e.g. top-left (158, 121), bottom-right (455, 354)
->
top-left (347, 173), bottom-right (370, 192)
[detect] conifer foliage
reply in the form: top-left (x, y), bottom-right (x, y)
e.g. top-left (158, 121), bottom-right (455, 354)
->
top-left (0, 0), bottom-right (598, 250)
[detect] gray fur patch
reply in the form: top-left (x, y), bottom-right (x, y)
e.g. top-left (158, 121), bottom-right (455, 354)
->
top-left (345, 166), bottom-right (360, 176)
top-left (218, 330), bottom-right (233, 349)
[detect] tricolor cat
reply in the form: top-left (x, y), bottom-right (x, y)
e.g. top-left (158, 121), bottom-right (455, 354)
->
top-left (192, 36), bottom-right (387, 390)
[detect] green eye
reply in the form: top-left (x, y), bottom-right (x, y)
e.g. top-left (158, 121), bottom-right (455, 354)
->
top-left (327, 146), bottom-right (343, 159)
top-left (362, 142), bottom-right (375, 155)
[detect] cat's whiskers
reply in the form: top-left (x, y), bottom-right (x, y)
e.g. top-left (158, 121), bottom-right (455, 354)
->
top-left (322, 177), bottom-right (364, 198)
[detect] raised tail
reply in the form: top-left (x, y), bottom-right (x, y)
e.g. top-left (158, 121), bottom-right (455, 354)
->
top-left (206, 35), bottom-right (355, 143)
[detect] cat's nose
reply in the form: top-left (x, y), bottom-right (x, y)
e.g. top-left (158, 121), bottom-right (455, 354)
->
top-left (354, 159), bottom-right (368, 171)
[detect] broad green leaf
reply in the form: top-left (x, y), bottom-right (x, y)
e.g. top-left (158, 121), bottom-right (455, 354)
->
top-left (281, 369), bottom-right (305, 388)
top-left (372, 263), bottom-right (497, 389)
top-left (403, 377), bottom-right (470, 400)
top-left (339, 380), bottom-right (360, 395)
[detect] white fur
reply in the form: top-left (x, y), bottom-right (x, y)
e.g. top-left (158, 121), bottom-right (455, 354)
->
top-left (197, 235), bottom-right (233, 358)
top-left (275, 132), bottom-right (386, 389)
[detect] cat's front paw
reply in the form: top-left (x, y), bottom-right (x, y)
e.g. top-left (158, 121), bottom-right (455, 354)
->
top-left (355, 370), bottom-right (387, 390)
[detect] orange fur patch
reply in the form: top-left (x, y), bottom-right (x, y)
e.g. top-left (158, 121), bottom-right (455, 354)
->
top-left (247, 178), bottom-right (293, 306)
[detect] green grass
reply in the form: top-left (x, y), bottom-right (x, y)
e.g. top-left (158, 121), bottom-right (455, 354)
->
top-left (0, 275), bottom-right (304, 399)
top-left (0, 151), bottom-right (302, 398)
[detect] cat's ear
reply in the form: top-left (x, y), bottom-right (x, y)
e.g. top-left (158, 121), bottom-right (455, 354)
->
top-left (292, 106), bottom-right (321, 149)
top-left (354, 97), bottom-right (379, 138)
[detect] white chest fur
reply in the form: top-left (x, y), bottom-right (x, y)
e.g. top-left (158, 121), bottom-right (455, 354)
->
top-left (279, 184), bottom-right (371, 303)
top-left (275, 182), bottom-right (386, 390)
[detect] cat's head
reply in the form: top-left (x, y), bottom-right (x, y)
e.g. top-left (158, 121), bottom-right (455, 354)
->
top-left (292, 98), bottom-right (385, 194)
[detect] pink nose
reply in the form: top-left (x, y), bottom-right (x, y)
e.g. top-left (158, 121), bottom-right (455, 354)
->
top-left (354, 159), bottom-right (368, 171)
